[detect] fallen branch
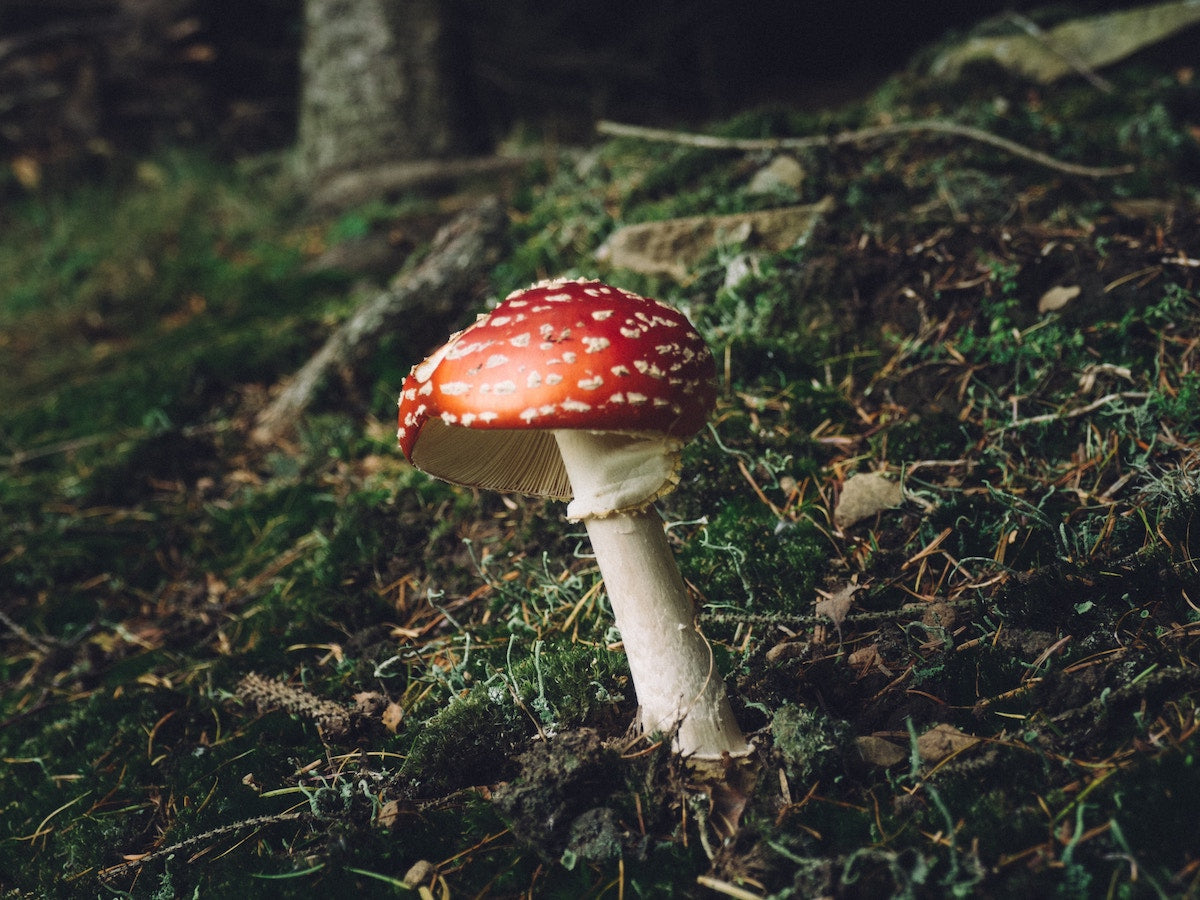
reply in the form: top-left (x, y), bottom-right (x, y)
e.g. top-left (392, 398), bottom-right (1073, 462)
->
top-left (252, 196), bottom-right (508, 444)
top-left (595, 119), bottom-right (1135, 179)
top-left (309, 154), bottom-right (534, 212)
top-left (98, 811), bottom-right (308, 883)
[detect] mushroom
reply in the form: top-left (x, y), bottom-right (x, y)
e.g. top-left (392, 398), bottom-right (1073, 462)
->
top-left (397, 278), bottom-right (749, 759)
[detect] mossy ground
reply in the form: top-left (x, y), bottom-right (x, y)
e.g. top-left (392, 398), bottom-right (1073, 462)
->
top-left (3, 39), bottom-right (1200, 899)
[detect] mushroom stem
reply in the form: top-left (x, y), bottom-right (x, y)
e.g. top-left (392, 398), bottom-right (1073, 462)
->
top-left (554, 429), bottom-right (750, 759)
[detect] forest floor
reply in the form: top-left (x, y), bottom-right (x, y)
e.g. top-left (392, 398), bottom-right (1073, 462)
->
top-left (3, 22), bottom-right (1200, 900)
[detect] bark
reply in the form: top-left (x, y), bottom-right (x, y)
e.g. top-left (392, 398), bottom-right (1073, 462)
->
top-left (296, 0), bottom-right (485, 185)
top-left (252, 195), bottom-right (508, 444)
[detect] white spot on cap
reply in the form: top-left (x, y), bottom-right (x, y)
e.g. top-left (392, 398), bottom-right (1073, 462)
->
top-left (561, 399), bottom-right (592, 413)
top-left (460, 413), bottom-right (477, 427)
top-left (611, 364), bottom-right (631, 376)
top-left (583, 336), bottom-right (611, 353)
top-left (591, 309), bottom-right (614, 321)
top-left (626, 393), bottom-right (648, 405)
top-left (545, 373), bottom-right (563, 385)
top-left (526, 371), bottom-right (542, 389)
top-left (441, 412), bottom-right (458, 424)
top-left (519, 407), bottom-right (539, 422)
top-left (509, 333), bottom-right (531, 348)
top-left (489, 316), bottom-right (512, 327)
top-left (620, 326), bottom-right (642, 339)
top-left (485, 354), bottom-right (509, 369)
top-left (447, 340), bottom-right (492, 360)
top-left (578, 376), bottom-right (603, 390)
top-left (418, 380), bottom-right (434, 395)
top-left (440, 381), bottom-right (471, 396)
top-left (492, 381), bottom-right (517, 395)
top-left (562, 351), bottom-right (577, 364)
top-left (478, 411), bottom-right (498, 423)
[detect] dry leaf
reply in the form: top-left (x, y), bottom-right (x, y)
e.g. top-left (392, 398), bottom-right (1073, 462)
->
top-left (403, 859), bottom-right (437, 887)
top-left (707, 778), bottom-right (751, 839)
top-left (381, 701), bottom-right (404, 733)
top-left (932, 3), bottom-right (1200, 83)
top-left (922, 602), bottom-right (958, 630)
top-left (747, 155), bottom-right (805, 195)
top-left (834, 472), bottom-right (903, 529)
top-left (848, 643), bottom-right (890, 677)
top-left (1038, 284), bottom-right (1080, 313)
top-left (815, 582), bottom-right (857, 629)
top-left (595, 199), bottom-right (832, 280)
top-left (376, 799), bottom-right (402, 829)
top-left (853, 735), bottom-right (907, 768)
top-left (11, 156), bottom-right (40, 189)
top-left (917, 723), bottom-right (980, 764)
top-left (352, 690), bottom-right (388, 718)
top-left (766, 639), bottom-right (808, 663)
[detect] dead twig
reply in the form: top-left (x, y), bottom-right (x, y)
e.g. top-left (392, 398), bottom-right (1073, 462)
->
top-left (98, 811), bottom-right (308, 883)
top-left (0, 608), bottom-right (54, 654)
top-left (988, 391), bottom-right (1150, 436)
top-left (595, 119), bottom-right (1135, 179)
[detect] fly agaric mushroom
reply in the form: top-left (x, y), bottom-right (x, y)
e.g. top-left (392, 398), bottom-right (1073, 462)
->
top-left (397, 278), bottom-right (749, 759)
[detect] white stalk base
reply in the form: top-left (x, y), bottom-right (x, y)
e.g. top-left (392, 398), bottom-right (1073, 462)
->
top-left (555, 430), bottom-right (750, 759)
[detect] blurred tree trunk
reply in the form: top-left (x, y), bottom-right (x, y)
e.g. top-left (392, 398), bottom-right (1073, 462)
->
top-left (296, 0), bottom-right (484, 185)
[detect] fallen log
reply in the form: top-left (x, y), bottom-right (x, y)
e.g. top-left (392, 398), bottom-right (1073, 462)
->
top-left (252, 195), bottom-right (508, 444)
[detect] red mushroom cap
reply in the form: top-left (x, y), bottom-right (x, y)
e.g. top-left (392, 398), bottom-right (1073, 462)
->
top-left (396, 278), bottom-right (717, 499)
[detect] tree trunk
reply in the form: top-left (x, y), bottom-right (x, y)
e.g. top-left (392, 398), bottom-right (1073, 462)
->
top-left (296, 0), bottom-right (484, 184)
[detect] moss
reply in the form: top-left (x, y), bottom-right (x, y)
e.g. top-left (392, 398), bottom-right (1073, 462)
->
top-left (398, 687), bottom-right (526, 796)
top-left (680, 499), bottom-right (825, 617)
top-left (771, 702), bottom-right (853, 785)
top-left (398, 640), bottom-right (626, 797)
top-left (6, 43), bottom-right (1200, 898)
top-left (1104, 739), bottom-right (1200, 880)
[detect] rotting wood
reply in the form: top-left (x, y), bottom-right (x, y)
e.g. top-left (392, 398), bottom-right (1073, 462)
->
top-left (251, 196), bottom-right (508, 445)
top-left (308, 154), bottom-right (535, 212)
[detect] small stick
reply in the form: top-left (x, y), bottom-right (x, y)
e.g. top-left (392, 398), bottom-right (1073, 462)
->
top-left (98, 811), bottom-right (307, 881)
top-left (595, 119), bottom-right (1134, 179)
top-left (988, 391), bottom-right (1150, 435)
top-left (0, 608), bottom-right (53, 654)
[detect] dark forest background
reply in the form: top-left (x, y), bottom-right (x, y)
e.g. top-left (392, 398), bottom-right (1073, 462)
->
top-left (0, 0), bottom-right (1142, 169)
